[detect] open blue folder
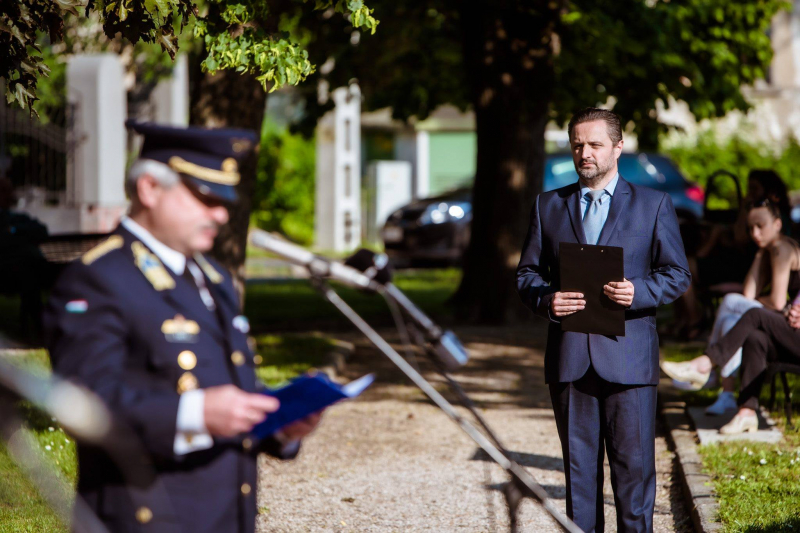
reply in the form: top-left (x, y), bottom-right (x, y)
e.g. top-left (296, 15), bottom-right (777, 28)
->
top-left (251, 372), bottom-right (375, 438)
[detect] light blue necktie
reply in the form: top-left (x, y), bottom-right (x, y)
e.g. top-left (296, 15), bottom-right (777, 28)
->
top-left (583, 189), bottom-right (606, 245)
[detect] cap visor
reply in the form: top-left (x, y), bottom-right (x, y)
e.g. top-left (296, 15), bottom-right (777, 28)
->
top-left (181, 176), bottom-right (238, 203)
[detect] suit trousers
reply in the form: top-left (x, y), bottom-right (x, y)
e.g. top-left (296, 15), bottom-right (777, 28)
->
top-left (549, 366), bottom-right (657, 533)
top-left (706, 307), bottom-right (800, 410)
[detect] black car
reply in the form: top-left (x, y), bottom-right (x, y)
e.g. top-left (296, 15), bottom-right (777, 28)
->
top-left (381, 152), bottom-right (704, 266)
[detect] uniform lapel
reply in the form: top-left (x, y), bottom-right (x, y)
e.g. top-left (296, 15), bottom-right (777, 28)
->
top-left (163, 276), bottom-right (225, 339)
top-left (116, 226), bottom-right (225, 340)
top-left (597, 176), bottom-right (631, 246)
top-left (564, 183), bottom-right (587, 245)
top-left (203, 274), bottom-right (256, 390)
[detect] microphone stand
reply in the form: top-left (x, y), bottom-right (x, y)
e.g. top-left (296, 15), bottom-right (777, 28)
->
top-left (307, 276), bottom-right (582, 533)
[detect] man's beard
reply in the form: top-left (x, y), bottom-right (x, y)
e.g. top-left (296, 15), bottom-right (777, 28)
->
top-left (576, 157), bottom-right (614, 185)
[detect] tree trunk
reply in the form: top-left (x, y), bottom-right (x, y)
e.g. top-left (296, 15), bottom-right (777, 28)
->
top-left (189, 56), bottom-right (267, 300)
top-left (453, 2), bottom-right (560, 323)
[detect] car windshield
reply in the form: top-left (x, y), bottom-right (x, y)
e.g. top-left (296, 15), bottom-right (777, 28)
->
top-left (544, 154), bottom-right (687, 192)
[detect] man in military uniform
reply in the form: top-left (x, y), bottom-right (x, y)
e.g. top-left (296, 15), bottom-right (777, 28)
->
top-left (43, 122), bottom-right (320, 532)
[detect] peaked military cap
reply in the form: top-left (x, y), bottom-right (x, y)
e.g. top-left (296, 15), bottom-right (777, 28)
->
top-left (126, 120), bottom-right (259, 202)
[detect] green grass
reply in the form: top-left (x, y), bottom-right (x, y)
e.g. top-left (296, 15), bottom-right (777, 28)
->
top-left (0, 350), bottom-right (73, 532)
top-left (254, 333), bottom-right (334, 387)
top-left (700, 431), bottom-right (800, 532)
top-left (244, 268), bottom-right (461, 331)
top-left (663, 342), bottom-right (800, 531)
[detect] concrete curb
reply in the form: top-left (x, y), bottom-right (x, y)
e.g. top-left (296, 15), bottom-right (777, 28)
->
top-left (318, 339), bottom-right (355, 381)
top-left (659, 394), bottom-right (723, 533)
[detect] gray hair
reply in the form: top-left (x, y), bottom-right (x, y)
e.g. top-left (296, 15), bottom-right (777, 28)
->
top-left (125, 159), bottom-right (180, 201)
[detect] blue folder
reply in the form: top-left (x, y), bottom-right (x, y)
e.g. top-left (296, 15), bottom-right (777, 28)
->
top-left (251, 372), bottom-right (374, 438)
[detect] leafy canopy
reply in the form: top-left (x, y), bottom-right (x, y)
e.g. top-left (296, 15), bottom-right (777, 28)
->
top-left (1, 0), bottom-right (378, 109)
top-left (284, 0), bottom-right (787, 142)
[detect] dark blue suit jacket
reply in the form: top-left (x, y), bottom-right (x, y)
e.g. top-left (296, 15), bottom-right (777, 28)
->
top-left (43, 225), bottom-right (286, 533)
top-left (516, 177), bottom-right (691, 385)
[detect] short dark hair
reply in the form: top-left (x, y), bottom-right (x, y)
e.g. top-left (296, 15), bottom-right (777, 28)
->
top-left (568, 107), bottom-right (623, 145)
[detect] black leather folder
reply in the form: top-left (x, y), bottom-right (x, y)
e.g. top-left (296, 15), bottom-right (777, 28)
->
top-left (559, 242), bottom-right (626, 336)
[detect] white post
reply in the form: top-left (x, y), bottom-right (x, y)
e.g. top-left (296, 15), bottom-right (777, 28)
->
top-left (67, 54), bottom-right (128, 232)
top-left (314, 85), bottom-right (361, 252)
top-left (150, 54), bottom-right (189, 126)
top-left (393, 129), bottom-right (430, 200)
top-left (415, 131), bottom-right (430, 199)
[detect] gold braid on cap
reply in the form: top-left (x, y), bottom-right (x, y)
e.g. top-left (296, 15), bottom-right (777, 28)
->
top-left (168, 156), bottom-right (240, 186)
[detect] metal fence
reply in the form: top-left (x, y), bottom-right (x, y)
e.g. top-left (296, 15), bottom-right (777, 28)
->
top-left (0, 102), bottom-right (80, 207)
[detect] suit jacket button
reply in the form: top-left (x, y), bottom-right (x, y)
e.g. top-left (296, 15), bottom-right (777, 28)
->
top-left (241, 483), bottom-right (251, 495)
top-left (177, 372), bottom-right (199, 394)
top-left (136, 506), bottom-right (153, 524)
top-left (242, 437), bottom-right (253, 450)
top-left (177, 350), bottom-right (197, 370)
top-left (231, 351), bottom-right (245, 366)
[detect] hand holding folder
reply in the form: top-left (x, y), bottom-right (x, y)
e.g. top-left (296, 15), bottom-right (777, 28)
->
top-left (559, 242), bottom-right (626, 336)
top-left (251, 372), bottom-right (374, 438)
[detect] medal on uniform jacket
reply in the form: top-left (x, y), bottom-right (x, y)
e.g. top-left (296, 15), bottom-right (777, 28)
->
top-left (132, 242), bottom-right (176, 291)
top-left (162, 314), bottom-right (200, 343)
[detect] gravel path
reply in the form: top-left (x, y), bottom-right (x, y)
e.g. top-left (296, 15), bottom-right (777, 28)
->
top-left (257, 325), bottom-right (692, 533)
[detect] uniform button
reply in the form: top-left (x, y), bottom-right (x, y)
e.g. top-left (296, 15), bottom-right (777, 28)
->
top-left (177, 350), bottom-right (197, 370)
top-left (242, 437), bottom-right (253, 450)
top-left (177, 372), bottom-right (199, 394)
top-left (231, 351), bottom-right (245, 366)
top-left (136, 506), bottom-right (153, 524)
top-left (241, 483), bottom-right (251, 495)
top-left (253, 355), bottom-right (263, 365)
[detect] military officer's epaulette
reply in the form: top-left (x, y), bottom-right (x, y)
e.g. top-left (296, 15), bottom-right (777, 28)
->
top-left (193, 253), bottom-right (223, 284)
top-left (82, 235), bottom-right (124, 265)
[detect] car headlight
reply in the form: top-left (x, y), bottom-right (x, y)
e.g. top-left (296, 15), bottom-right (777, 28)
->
top-left (418, 202), bottom-right (471, 225)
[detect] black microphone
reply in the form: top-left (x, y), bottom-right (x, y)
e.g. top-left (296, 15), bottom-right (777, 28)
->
top-left (343, 249), bottom-right (393, 285)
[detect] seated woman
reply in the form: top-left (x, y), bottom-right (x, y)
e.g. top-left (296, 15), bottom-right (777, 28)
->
top-left (662, 197), bottom-right (800, 432)
top-left (661, 303), bottom-right (800, 434)
top-left (682, 195), bottom-right (800, 415)
top-left (675, 170), bottom-right (792, 340)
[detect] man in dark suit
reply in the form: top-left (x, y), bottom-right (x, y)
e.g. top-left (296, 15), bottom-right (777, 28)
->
top-left (43, 122), bottom-right (320, 533)
top-left (516, 108), bottom-right (691, 532)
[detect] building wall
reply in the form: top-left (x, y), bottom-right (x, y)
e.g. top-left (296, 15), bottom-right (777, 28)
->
top-left (427, 132), bottom-right (477, 195)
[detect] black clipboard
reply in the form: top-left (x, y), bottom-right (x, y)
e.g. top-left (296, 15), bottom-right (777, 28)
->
top-left (559, 242), bottom-right (626, 336)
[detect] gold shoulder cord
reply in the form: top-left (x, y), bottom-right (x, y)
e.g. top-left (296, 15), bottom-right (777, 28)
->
top-left (82, 235), bottom-right (124, 265)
